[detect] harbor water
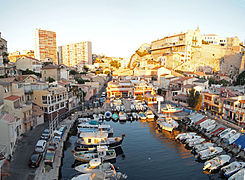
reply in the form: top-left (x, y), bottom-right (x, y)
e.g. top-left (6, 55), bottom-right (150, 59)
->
top-left (60, 120), bottom-right (224, 180)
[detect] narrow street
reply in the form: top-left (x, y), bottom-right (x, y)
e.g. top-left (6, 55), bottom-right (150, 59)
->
top-left (6, 122), bottom-right (47, 180)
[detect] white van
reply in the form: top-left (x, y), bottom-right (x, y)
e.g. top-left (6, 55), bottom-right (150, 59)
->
top-left (35, 140), bottom-right (47, 153)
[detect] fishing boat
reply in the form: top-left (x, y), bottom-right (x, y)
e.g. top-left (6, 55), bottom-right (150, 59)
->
top-left (203, 155), bottom-right (231, 172)
top-left (75, 132), bottom-right (125, 151)
top-left (104, 111), bottom-right (112, 119)
top-left (161, 104), bottom-right (183, 114)
top-left (228, 168), bottom-right (245, 180)
top-left (119, 112), bottom-right (127, 121)
top-left (73, 146), bottom-right (116, 162)
top-left (196, 147), bottom-right (223, 161)
top-left (221, 161), bottom-right (245, 178)
top-left (192, 142), bottom-right (214, 154)
top-left (75, 158), bottom-right (116, 178)
top-left (112, 113), bottom-right (119, 121)
top-left (138, 112), bottom-right (147, 120)
top-left (145, 110), bottom-right (155, 120)
top-left (157, 117), bottom-right (179, 132)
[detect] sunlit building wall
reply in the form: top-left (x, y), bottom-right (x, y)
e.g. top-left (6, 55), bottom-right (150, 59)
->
top-left (59, 41), bottom-right (92, 67)
top-left (34, 28), bottom-right (57, 64)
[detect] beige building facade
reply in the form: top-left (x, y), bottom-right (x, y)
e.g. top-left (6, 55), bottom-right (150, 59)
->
top-left (59, 41), bottom-right (92, 67)
top-left (34, 28), bottom-right (57, 64)
top-left (15, 56), bottom-right (42, 73)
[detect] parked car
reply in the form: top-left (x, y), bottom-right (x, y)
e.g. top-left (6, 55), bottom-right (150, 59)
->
top-left (40, 129), bottom-right (50, 140)
top-left (29, 152), bottom-right (42, 168)
top-left (35, 140), bottom-right (47, 153)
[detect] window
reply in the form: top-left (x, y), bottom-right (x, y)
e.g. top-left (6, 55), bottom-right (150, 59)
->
top-left (42, 96), bottom-right (47, 104)
top-left (88, 139), bottom-right (91, 143)
top-left (56, 104), bottom-right (59, 110)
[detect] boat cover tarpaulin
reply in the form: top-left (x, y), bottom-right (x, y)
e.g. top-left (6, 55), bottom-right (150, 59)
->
top-left (234, 134), bottom-right (245, 149)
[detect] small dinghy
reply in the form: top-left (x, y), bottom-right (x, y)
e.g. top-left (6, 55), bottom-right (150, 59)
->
top-left (187, 138), bottom-right (205, 148)
top-left (139, 112), bottom-right (147, 120)
top-left (192, 142), bottom-right (214, 154)
top-left (119, 112), bottom-right (128, 121)
top-left (204, 124), bottom-right (216, 133)
top-left (203, 155), bottom-right (231, 172)
top-left (145, 110), bottom-right (155, 120)
top-left (131, 104), bottom-right (136, 111)
top-left (104, 111), bottom-right (112, 119)
top-left (196, 147), bottom-right (223, 161)
top-left (116, 106), bottom-right (121, 112)
top-left (132, 112), bottom-right (138, 120)
top-left (112, 113), bottom-right (119, 121)
top-left (175, 132), bottom-right (196, 141)
top-left (221, 161), bottom-right (245, 178)
top-left (228, 168), bottom-right (245, 180)
top-left (199, 119), bottom-right (215, 130)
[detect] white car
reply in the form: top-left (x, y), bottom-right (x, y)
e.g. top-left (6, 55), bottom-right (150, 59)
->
top-left (35, 140), bottom-right (47, 153)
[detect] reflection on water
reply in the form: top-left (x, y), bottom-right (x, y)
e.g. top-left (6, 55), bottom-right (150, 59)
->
top-left (61, 118), bottom-right (224, 180)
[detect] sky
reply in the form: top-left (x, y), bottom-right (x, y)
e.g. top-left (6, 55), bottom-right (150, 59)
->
top-left (0, 0), bottom-right (245, 58)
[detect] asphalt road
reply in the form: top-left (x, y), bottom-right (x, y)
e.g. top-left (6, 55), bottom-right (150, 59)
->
top-left (6, 122), bottom-right (47, 180)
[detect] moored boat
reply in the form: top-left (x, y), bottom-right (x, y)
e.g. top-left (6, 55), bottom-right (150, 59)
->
top-left (104, 111), bottom-right (112, 119)
top-left (196, 147), bottom-right (223, 161)
top-left (221, 161), bottom-right (245, 178)
top-left (203, 155), bottom-right (231, 172)
top-left (228, 168), bottom-right (245, 180)
top-left (138, 112), bottom-right (147, 120)
top-left (157, 117), bottom-right (179, 132)
top-left (119, 112), bottom-right (128, 121)
top-left (161, 104), bottom-right (183, 114)
top-left (145, 110), bottom-right (155, 120)
top-left (112, 113), bottom-right (119, 121)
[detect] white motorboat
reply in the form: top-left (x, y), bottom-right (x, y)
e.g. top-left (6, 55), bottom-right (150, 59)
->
top-left (187, 138), bottom-right (205, 147)
top-left (132, 112), bottom-right (138, 120)
top-left (161, 104), bottom-right (183, 114)
top-left (130, 104), bottom-right (136, 111)
top-left (203, 155), bottom-right (231, 172)
top-left (184, 135), bottom-right (202, 144)
top-left (145, 110), bottom-right (155, 120)
top-left (221, 161), bottom-right (245, 178)
top-left (157, 117), bottom-right (179, 132)
top-left (218, 128), bottom-right (231, 138)
top-left (119, 112), bottom-right (128, 121)
top-left (228, 168), bottom-right (245, 180)
top-left (120, 105), bottom-right (125, 112)
top-left (204, 124), bottom-right (216, 133)
top-left (200, 119), bottom-right (215, 130)
top-left (104, 111), bottom-right (112, 119)
top-left (222, 130), bottom-right (237, 140)
top-left (196, 147), bottom-right (223, 161)
top-left (75, 158), bottom-right (116, 178)
top-left (77, 123), bottom-right (113, 137)
top-left (75, 132), bottom-right (125, 151)
top-left (227, 133), bottom-right (241, 145)
top-left (175, 132), bottom-right (196, 140)
top-left (116, 106), bottom-right (121, 112)
top-left (78, 117), bottom-right (91, 123)
top-left (192, 142), bottom-right (214, 154)
top-left (73, 146), bottom-right (116, 162)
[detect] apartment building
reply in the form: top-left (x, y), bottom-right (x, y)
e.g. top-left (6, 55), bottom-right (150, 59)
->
top-left (132, 80), bottom-right (155, 98)
top-left (151, 27), bottom-right (202, 65)
top-left (0, 114), bottom-right (21, 156)
top-left (15, 56), bottom-right (42, 73)
top-left (203, 92), bottom-right (223, 114)
top-left (34, 28), bottom-right (57, 64)
top-left (202, 34), bottom-right (226, 46)
top-left (0, 32), bottom-right (8, 75)
top-left (41, 64), bottom-right (60, 81)
top-left (31, 85), bottom-right (68, 121)
top-left (106, 80), bottom-right (134, 98)
top-left (58, 41), bottom-right (92, 67)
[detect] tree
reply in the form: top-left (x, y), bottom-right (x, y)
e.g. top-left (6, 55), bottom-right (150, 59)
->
top-left (194, 94), bottom-right (203, 111)
top-left (69, 70), bottom-right (79, 75)
top-left (47, 77), bottom-right (55, 83)
top-left (21, 69), bottom-right (41, 77)
top-left (83, 66), bottom-right (89, 72)
top-left (104, 70), bottom-right (111, 75)
top-left (110, 60), bottom-right (121, 69)
top-left (187, 88), bottom-right (200, 108)
top-left (157, 88), bottom-right (162, 95)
